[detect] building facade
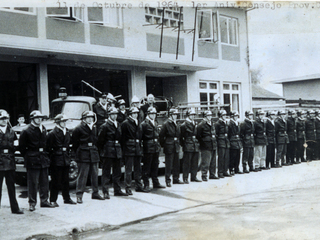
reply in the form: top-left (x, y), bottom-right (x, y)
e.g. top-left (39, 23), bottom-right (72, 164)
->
top-left (0, 6), bottom-right (251, 122)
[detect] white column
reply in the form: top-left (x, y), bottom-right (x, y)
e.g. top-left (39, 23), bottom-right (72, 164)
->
top-left (37, 7), bottom-right (46, 39)
top-left (37, 63), bottom-right (50, 116)
top-left (130, 67), bottom-right (146, 103)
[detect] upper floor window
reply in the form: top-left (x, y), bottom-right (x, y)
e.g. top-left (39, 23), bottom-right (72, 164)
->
top-left (220, 16), bottom-right (238, 46)
top-left (145, 7), bottom-right (183, 29)
top-left (46, 7), bottom-right (84, 22)
top-left (0, 7), bottom-right (36, 15)
top-left (197, 10), bottom-right (218, 42)
top-left (87, 7), bottom-right (122, 28)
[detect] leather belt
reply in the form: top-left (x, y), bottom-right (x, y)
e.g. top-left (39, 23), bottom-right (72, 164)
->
top-left (107, 140), bottom-right (119, 144)
top-left (88, 143), bottom-right (93, 147)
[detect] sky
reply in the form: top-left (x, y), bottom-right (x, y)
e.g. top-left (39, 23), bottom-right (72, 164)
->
top-left (247, 2), bottom-right (320, 95)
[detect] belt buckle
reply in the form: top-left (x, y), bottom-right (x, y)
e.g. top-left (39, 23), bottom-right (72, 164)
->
top-left (88, 143), bottom-right (93, 147)
top-left (62, 147), bottom-right (67, 151)
top-left (192, 136), bottom-right (196, 139)
top-left (136, 139), bottom-right (139, 143)
top-left (251, 134), bottom-right (253, 137)
top-left (154, 139), bottom-right (158, 142)
top-left (174, 137), bottom-right (178, 141)
top-left (115, 140), bottom-right (119, 144)
top-left (3, 149), bottom-right (8, 154)
top-left (225, 133), bottom-right (228, 137)
top-left (39, 148), bottom-right (44, 152)
top-left (212, 135), bottom-right (215, 138)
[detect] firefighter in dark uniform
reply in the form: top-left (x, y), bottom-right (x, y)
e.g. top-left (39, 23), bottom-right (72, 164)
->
top-left (196, 110), bottom-right (218, 181)
top-left (117, 99), bottom-right (127, 124)
top-left (228, 111), bottom-right (243, 175)
top-left (315, 110), bottom-right (320, 160)
top-left (275, 110), bottom-right (289, 167)
top-left (121, 107), bottom-right (149, 195)
top-left (72, 111), bottom-right (104, 204)
top-left (240, 111), bottom-right (255, 173)
top-left (159, 108), bottom-right (183, 187)
top-left (305, 110), bottom-right (316, 161)
top-left (0, 110), bottom-right (23, 214)
top-left (141, 107), bottom-right (166, 190)
top-left (296, 110), bottom-right (306, 163)
top-left (98, 107), bottom-right (128, 198)
top-left (253, 110), bottom-right (268, 170)
top-left (286, 110), bottom-right (297, 165)
top-left (180, 109), bottom-right (201, 183)
top-left (19, 110), bottom-right (54, 211)
top-left (215, 109), bottom-right (231, 178)
top-left (94, 94), bottom-right (108, 131)
top-left (266, 111), bottom-right (276, 168)
top-left (47, 114), bottom-right (76, 207)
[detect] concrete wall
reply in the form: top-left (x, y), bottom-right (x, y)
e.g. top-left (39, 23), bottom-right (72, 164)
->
top-left (90, 25), bottom-right (124, 48)
top-left (283, 79), bottom-right (320, 100)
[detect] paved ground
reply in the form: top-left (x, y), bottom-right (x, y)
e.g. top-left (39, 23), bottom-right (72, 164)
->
top-left (1, 161), bottom-right (320, 240)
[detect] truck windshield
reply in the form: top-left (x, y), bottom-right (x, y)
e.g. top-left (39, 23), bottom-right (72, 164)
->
top-left (51, 102), bottom-right (90, 119)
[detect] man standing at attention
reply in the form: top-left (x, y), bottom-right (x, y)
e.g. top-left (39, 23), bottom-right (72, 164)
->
top-left (253, 110), bottom-right (268, 170)
top-left (240, 111), bottom-right (255, 173)
top-left (94, 94), bottom-right (108, 131)
top-left (275, 110), bottom-right (289, 167)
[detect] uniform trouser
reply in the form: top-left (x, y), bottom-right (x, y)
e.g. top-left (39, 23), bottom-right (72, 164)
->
top-left (50, 165), bottom-right (71, 202)
top-left (316, 140), bottom-right (320, 160)
top-left (27, 168), bottom-right (49, 206)
top-left (306, 140), bottom-right (316, 161)
top-left (165, 152), bottom-right (180, 183)
top-left (200, 149), bottom-right (216, 178)
top-left (296, 138), bottom-right (305, 162)
top-left (276, 144), bottom-right (287, 165)
top-left (243, 147), bottom-right (254, 171)
top-left (142, 153), bottom-right (160, 187)
top-left (266, 143), bottom-right (275, 167)
top-left (229, 149), bottom-right (240, 172)
top-left (286, 141), bottom-right (297, 163)
top-left (124, 156), bottom-right (143, 190)
top-left (101, 157), bottom-right (121, 194)
top-left (0, 170), bottom-right (20, 212)
top-left (218, 147), bottom-right (229, 175)
top-left (183, 152), bottom-right (199, 180)
top-left (254, 145), bottom-right (266, 168)
top-left (76, 162), bottom-right (99, 198)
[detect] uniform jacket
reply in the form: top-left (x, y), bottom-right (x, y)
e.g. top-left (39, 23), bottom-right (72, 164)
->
top-left (305, 117), bottom-right (316, 141)
top-left (19, 124), bottom-right (50, 169)
top-left (94, 102), bottom-right (108, 128)
top-left (215, 119), bottom-right (230, 148)
top-left (180, 119), bottom-right (199, 152)
top-left (72, 122), bottom-right (100, 163)
top-left (97, 119), bottom-right (122, 159)
top-left (196, 120), bottom-right (217, 151)
top-left (275, 118), bottom-right (290, 144)
top-left (0, 126), bottom-right (17, 171)
top-left (121, 117), bottom-right (142, 157)
top-left (117, 110), bottom-right (127, 124)
top-left (228, 119), bottom-right (242, 149)
top-left (287, 117), bottom-right (297, 142)
top-left (159, 119), bottom-right (180, 154)
top-left (141, 117), bottom-right (161, 153)
top-left (296, 117), bottom-right (306, 140)
top-left (240, 118), bottom-right (255, 148)
top-left (46, 126), bottom-right (71, 166)
top-left (315, 117), bottom-right (320, 140)
top-left (254, 118), bottom-right (268, 145)
top-left (266, 119), bottom-right (276, 144)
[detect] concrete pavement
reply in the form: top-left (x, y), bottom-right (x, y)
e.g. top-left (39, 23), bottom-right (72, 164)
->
top-left (1, 161), bottom-right (319, 240)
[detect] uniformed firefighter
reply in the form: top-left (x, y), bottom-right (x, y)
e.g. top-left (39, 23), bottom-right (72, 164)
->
top-left (117, 99), bottom-right (127, 124)
top-left (140, 94), bottom-right (158, 121)
top-left (72, 111), bottom-right (104, 203)
top-left (47, 114), bottom-right (76, 206)
top-left (0, 110), bottom-right (23, 214)
top-left (93, 93), bottom-right (108, 131)
top-left (315, 110), bottom-right (320, 160)
top-left (286, 110), bottom-right (297, 165)
top-left (98, 107), bottom-right (128, 198)
top-left (296, 110), bottom-right (306, 163)
top-left (141, 107), bottom-right (166, 190)
top-left (121, 107), bottom-right (149, 195)
top-left (253, 110), bottom-right (268, 170)
top-left (19, 110), bottom-right (54, 211)
top-left (196, 110), bottom-right (218, 180)
top-left (159, 108), bottom-right (183, 187)
top-left (228, 111), bottom-right (243, 174)
top-left (215, 109), bottom-right (231, 178)
top-left (266, 111), bottom-right (276, 168)
top-left (240, 111), bottom-right (255, 173)
top-left (305, 110), bottom-right (316, 161)
top-left (180, 109), bottom-right (201, 183)
top-left (275, 110), bottom-right (289, 167)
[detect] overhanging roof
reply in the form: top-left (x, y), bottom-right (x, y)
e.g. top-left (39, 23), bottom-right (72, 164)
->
top-left (273, 73), bottom-right (320, 84)
top-left (252, 84), bottom-right (285, 100)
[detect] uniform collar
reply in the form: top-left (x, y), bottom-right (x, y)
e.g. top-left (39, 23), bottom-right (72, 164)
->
top-left (56, 125), bottom-right (67, 135)
top-left (0, 125), bottom-right (7, 134)
top-left (129, 116), bottom-right (138, 125)
top-left (108, 118), bottom-right (118, 128)
top-left (230, 118), bottom-right (238, 126)
top-left (186, 117), bottom-right (195, 125)
top-left (31, 122), bottom-right (43, 132)
top-left (99, 102), bottom-right (107, 110)
top-left (146, 116), bottom-right (155, 126)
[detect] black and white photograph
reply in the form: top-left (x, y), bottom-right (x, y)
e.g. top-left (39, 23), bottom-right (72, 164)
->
top-left (0, 0), bottom-right (320, 239)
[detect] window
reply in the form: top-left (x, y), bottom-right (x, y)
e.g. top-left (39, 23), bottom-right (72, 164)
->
top-left (145, 7), bottom-right (183, 29)
top-left (0, 7), bottom-right (35, 15)
top-left (46, 7), bottom-right (84, 22)
top-left (220, 16), bottom-right (238, 45)
top-left (88, 7), bottom-right (122, 27)
top-left (222, 83), bottom-right (240, 114)
top-left (199, 81), bottom-right (220, 111)
top-left (197, 10), bottom-right (218, 42)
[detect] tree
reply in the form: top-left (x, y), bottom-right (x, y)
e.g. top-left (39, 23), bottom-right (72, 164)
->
top-left (250, 68), bottom-right (262, 85)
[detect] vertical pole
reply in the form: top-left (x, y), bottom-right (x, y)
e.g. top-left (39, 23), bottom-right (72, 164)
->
top-left (176, 7), bottom-right (182, 60)
top-left (159, 7), bottom-right (165, 58)
top-left (192, 7), bottom-right (198, 61)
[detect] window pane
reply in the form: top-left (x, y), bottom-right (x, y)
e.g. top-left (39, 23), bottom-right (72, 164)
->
top-left (14, 7), bottom-right (33, 12)
top-left (47, 7), bottom-right (68, 15)
top-left (223, 84), bottom-right (229, 90)
top-left (223, 94), bottom-right (231, 114)
top-left (232, 84), bottom-right (239, 90)
top-left (88, 7), bottom-right (103, 22)
top-left (209, 93), bottom-right (215, 104)
top-left (210, 83), bottom-right (217, 89)
top-left (199, 82), bottom-right (207, 89)
top-left (220, 17), bottom-right (228, 43)
top-left (232, 94), bottom-right (239, 111)
top-left (198, 11), bottom-right (212, 39)
top-left (229, 19), bottom-right (237, 45)
top-left (200, 93), bottom-right (208, 105)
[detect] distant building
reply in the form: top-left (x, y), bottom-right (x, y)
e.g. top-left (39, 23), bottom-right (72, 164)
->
top-left (252, 84), bottom-right (286, 111)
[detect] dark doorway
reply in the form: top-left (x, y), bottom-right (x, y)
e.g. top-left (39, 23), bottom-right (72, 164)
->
top-left (146, 77), bottom-right (163, 96)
